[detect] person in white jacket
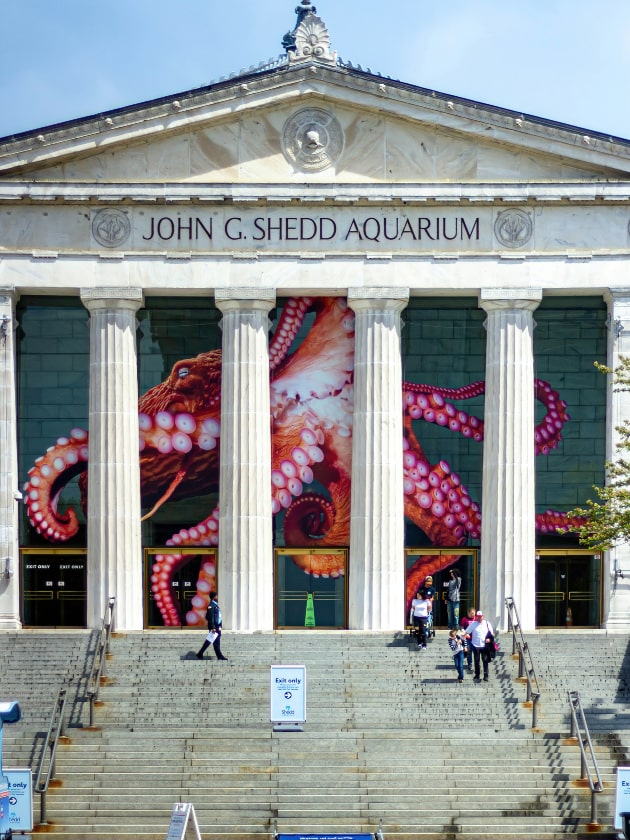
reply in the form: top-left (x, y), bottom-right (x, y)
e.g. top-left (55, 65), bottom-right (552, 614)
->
top-left (464, 609), bottom-right (494, 682)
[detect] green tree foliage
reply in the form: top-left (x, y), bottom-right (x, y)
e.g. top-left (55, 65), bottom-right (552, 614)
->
top-left (570, 356), bottom-right (630, 550)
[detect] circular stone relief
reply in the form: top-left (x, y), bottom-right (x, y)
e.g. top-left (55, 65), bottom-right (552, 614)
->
top-left (282, 108), bottom-right (344, 172)
top-left (494, 209), bottom-right (533, 249)
top-left (92, 209), bottom-right (131, 248)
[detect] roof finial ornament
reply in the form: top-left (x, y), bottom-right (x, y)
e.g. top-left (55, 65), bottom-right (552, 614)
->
top-left (282, 0), bottom-right (336, 65)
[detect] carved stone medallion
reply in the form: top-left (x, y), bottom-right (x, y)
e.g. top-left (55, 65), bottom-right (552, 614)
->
top-left (282, 108), bottom-right (344, 172)
top-left (494, 209), bottom-right (533, 249)
top-left (92, 209), bottom-right (131, 248)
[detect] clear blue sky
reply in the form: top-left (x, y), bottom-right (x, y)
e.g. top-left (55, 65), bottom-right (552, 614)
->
top-left (1, 0), bottom-right (629, 140)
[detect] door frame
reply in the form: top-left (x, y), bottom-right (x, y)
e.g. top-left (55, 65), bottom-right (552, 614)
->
top-left (20, 547), bottom-right (87, 628)
top-left (274, 547), bottom-right (348, 629)
top-left (535, 548), bottom-right (603, 628)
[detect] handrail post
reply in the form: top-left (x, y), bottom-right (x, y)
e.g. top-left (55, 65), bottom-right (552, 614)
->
top-left (34, 684), bottom-right (69, 826)
top-left (532, 694), bottom-right (540, 729)
top-left (504, 597), bottom-right (541, 731)
top-left (87, 596), bottom-right (116, 729)
top-left (566, 689), bottom-right (604, 829)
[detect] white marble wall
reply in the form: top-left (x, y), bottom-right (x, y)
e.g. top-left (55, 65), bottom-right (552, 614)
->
top-left (0, 290), bottom-right (21, 629)
top-left (347, 289), bottom-right (408, 630)
top-left (81, 289), bottom-right (144, 630)
top-left (603, 291), bottom-right (630, 630)
top-left (215, 289), bottom-right (275, 632)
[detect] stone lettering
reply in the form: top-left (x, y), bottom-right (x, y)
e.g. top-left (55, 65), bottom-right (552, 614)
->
top-left (142, 216), bottom-right (213, 242)
top-left (119, 211), bottom-right (483, 249)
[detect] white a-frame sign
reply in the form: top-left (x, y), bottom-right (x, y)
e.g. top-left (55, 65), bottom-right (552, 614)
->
top-left (165, 802), bottom-right (202, 840)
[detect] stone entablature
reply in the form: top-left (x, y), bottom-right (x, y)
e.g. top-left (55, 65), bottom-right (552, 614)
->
top-left (1, 200), bottom-right (630, 256)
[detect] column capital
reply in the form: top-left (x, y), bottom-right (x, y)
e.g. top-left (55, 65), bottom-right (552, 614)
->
top-left (604, 289), bottom-right (630, 307)
top-left (347, 288), bottom-right (409, 313)
top-left (479, 288), bottom-right (542, 314)
top-left (214, 288), bottom-right (275, 314)
top-left (0, 287), bottom-right (19, 306)
top-left (80, 288), bottom-right (143, 314)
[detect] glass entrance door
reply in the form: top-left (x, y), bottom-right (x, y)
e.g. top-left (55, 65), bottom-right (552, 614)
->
top-left (405, 549), bottom-right (478, 629)
top-left (21, 549), bottom-right (87, 627)
top-left (275, 548), bottom-right (347, 628)
top-left (535, 551), bottom-right (602, 627)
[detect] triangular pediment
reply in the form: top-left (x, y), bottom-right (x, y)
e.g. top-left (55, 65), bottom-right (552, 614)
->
top-left (2, 59), bottom-right (630, 187)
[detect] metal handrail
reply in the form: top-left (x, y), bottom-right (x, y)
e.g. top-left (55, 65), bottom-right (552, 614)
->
top-left (86, 596), bottom-right (116, 727)
top-left (567, 690), bottom-right (605, 826)
top-left (505, 597), bottom-right (541, 727)
top-left (33, 684), bottom-right (70, 825)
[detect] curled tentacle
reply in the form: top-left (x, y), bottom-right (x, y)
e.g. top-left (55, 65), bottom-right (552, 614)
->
top-left (534, 379), bottom-right (570, 455)
top-left (283, 492), bottom-right (337, 546)
top-left (151, 554), bottom-right (217, 627)
top-left (24, 428), bottom-right (89, 541)
top-left (269, 296), bottom-right (313, 372)
top-left (151, 507), bottom-right (220, 626)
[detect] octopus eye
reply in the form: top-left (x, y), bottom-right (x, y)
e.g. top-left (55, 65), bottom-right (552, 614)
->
top-left (177, 367), bottom-right (189, 379)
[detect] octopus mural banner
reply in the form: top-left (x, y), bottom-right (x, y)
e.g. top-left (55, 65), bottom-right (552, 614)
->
top-left (24, 296), bottom-right (580, 627)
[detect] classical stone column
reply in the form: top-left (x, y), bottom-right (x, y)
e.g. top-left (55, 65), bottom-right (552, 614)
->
top-left (603, 291), bottom-right (630, 631)
top-left (347, 289), bottom-right (409, 630)
top-left (479, 289), bottom-right (542, 632)
top-left (215, 289), bottom-right (275, 632)
top-left (0, 289), bottom-right (21, 629)
top-left (81, 289), bottom-right (144, 631)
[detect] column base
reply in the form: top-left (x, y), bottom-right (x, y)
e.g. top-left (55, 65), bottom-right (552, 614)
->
top-left (0, 616), bottom-right (22, 630)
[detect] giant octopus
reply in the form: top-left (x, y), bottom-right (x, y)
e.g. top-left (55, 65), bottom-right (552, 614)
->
top-left (24, 296), bottom-right (580, 625)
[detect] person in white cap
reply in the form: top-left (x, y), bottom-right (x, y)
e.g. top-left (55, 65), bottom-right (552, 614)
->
top-left (464, 609), bottom-right (494, 681)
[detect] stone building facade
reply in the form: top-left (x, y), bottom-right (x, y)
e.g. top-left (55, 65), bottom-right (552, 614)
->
top-left (1, 3), bottom-right (628, 633)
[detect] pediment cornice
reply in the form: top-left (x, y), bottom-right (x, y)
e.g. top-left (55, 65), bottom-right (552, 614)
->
top-left (1, 180), bottom-right (630, 206)
top-left (1, 60), bottom-right (630, 178)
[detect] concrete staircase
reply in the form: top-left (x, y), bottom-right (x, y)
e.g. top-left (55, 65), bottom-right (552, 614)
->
top-left (0, 631), bottom-right (92, 769)
top-left (0, 629), bottom-right (628, 839)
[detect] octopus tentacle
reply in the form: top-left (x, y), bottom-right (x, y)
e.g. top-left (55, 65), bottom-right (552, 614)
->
top-left (403, 433), bottom-right (481, 545)
top-left (139, 411), bottom-right (220, 457)
top-left (150, 507), bottom-right (220, 626)
top-left (271, 418), bottom-right (326, 514)
top-left (404, 385), bottom-right (484, 442)
top-left (269, 296), bottom-right (313, 372)
top-left (289, 546), bottom-right (346, 579)
top-left (151, 554), bottom-right (217, 628)
top-left (534, 379), bottom-right (570, 455)
top-left (406, 554), bottom-right (462, 608)
top-left (404, 381), bottom-right (486, 401)
top-left (536, 509), bottom-right (587, 534)
top-left (24, 428), bottom-right (89, 541)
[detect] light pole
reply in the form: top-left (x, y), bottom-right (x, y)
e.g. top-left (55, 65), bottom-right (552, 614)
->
top-left (0, 702), bottom-right (21, 840)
